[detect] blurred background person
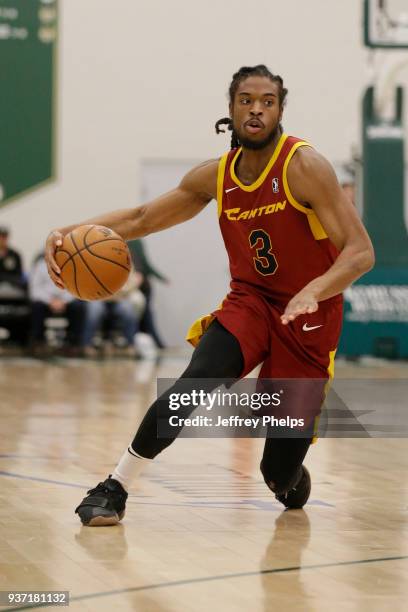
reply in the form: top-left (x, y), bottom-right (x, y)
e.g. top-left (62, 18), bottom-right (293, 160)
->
top-left (127, 238), bottom-right (168, 349)
top-left (0, 225), bottom-right (25, 290)
top-left (83, 268), bottom-right (145, 358)
top-left (28, 253), bottom-right (86, 357)
top-left (0, 226), bottom-right (29, 347)
top-left (334, 162), bottom-right (356, 206)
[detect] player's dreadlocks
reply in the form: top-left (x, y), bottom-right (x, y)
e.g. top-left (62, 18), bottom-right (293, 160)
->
top-left (215, 65), bottom-right (288, 149)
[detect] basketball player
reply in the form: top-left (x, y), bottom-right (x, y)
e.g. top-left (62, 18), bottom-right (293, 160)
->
top-left (45, 65), bottom-right (374, 526)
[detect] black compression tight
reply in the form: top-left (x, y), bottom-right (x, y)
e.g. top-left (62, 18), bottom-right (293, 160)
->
top-left (131, 320), bottom-right (243, 458)
top-left (131, 319), bottom-right (312, 494)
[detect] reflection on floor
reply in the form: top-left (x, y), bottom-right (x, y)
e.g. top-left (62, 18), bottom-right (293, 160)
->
top-left (1, 356), bottom-right (408, 611)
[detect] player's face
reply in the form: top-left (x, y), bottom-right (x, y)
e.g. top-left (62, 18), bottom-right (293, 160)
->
top-left (230, 77), bottom-right (283, 150)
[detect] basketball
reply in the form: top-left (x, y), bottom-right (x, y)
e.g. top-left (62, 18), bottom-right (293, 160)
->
top-left (55, 224), bottom-right (131, 300)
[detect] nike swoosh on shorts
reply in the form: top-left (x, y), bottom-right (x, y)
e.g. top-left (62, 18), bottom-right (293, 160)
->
top-left (302, 323), bottom-right (323, 332)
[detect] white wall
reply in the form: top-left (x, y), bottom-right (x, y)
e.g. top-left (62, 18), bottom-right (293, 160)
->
top-left (141, 159), bottom-right (229, 346)
top-left (1, 0), bottom-right (407, 344)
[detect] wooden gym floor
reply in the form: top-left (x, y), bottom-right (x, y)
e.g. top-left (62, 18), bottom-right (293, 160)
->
top-left (1, 354), bottom-right (408, 611)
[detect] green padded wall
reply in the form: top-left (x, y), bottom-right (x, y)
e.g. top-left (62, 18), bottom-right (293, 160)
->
top-left (0, 0), bottom-right (57, 206)
top-left (339, 85), bottom-right (408, 358)
top-left (362, 87), bottom-right (408, 267)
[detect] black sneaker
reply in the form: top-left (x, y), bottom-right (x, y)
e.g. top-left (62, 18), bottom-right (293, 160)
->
top-left (275, 466), bottom-right (311, 509)
top-left (75, 477), bottom-right (128, 526)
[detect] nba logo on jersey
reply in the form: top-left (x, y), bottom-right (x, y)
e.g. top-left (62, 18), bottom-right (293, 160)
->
top-left (272, 178), bottom-right (279, 193)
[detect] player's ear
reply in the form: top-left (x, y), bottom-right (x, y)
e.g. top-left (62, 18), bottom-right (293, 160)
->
top-left (229, 102), bottom-right (233, 119)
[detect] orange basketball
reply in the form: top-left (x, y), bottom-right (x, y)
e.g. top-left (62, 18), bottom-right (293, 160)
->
top-left (55, 225), bottom-right (131, 301)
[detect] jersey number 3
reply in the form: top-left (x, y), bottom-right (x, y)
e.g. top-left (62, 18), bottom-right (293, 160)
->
top-left (249, 229), bottom-right (278, 276)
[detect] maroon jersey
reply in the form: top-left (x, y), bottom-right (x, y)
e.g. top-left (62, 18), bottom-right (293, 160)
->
top-left (186, 132), bottom-right (344, 383)
top-left (217, 133), bottom-right (341, 306)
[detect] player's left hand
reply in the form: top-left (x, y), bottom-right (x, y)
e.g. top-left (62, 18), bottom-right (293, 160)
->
top-left (281, 289), bottom-right (318, 325)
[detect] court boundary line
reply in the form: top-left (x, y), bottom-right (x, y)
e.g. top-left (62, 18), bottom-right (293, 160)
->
top-left (0, 471), bottom-right (332, 510)
top-left (5, 554), bottom-right (408, 611)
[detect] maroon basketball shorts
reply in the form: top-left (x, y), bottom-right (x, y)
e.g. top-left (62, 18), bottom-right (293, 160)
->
top-left (212, 288), bottom-right (343, 380)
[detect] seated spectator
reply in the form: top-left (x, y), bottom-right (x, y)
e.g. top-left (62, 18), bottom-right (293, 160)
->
top-left (83, 269), bottom-right (145, 358)
top-left (0, 226), bottom-right (29, 346)
top-left (28, 253), bottom-right (86, 357)
top-left (127, 239), bottom-right (167, 349)
top-left (0, 226), bottom-right (25, 290)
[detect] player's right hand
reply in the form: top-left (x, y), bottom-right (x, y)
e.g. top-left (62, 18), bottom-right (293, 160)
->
top-left (45, 230), bottom-right (65, 289)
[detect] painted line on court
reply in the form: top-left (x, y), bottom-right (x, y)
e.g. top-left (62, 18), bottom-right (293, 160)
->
top-left (0, 455), bottom-right (77, 460)
top-left (0, 472), bottom-right (147, 498)
top-left (5, 554), bottom-right (408, 611)
top-left (0, 471), bottom-right (332, 510)
top-left (0, 471), bottom-right (91, 490)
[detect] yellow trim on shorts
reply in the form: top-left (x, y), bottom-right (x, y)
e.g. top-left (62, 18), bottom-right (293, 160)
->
top-left (282, 140), bottom-right (328, 241)
top-left (186, 314), bottom-right (216, 347)
top-left (327, 349), bottom-right (337, 380)
top-left (229, 132), bottom-right (288, 192)
top-left (217, 153), bottom-right (229, 218)
top-left (185, 298), bottom-right (227, 347)
top-left (312, 348), bottom-right (337, 443)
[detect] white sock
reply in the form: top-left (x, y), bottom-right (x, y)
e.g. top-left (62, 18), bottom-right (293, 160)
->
top-left (111, 446), bottom-right (151, 491)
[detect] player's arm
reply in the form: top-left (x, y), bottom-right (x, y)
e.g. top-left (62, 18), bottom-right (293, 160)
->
top-left (46, 160), bottom-right (218, 288)
top-left (281, 147), bottom-right (375, 324)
